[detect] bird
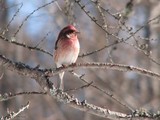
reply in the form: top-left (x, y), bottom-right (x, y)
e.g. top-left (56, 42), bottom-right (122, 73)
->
top-left (54, 25), bottom-right (80, 90)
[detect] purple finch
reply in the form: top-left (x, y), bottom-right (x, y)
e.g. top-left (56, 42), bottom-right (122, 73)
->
top-left (54, 25), bottom-right (80, 90)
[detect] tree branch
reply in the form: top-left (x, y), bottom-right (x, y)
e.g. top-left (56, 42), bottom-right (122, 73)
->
top-left (0, 35), bottom-right (53, 57)
top-left (48, 63), bottom-right (160, 81)
top-left (1, 54), bottom-right (160, 119)
top-left (1, 102), bottom-right (29, 120)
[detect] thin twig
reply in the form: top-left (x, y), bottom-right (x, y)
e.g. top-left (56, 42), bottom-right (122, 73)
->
top-left (65, 81), bottom-right (93, 92)
top-left (1, 102), bottom-right (29, 120)
top-left (1, 54), bottom-right (160, 119)
top-left (0, 35), bottom-right (53, 57)
top-left (76, 0), bottom-right (160, 59)
top-left (123, 41), bottom-right (160, 65)
top-left (2, 3), bottom-right (23, 35)
top-left (34, 31), bottom-right (51, 48)
top-left (0, 91), bottom-right (47, 102)
top-left (13, 0), bottom-right (57, 37)
top-left (70, 71), bottom-right (134, 111)
top-left (91, 0), bottom-right (113, 62)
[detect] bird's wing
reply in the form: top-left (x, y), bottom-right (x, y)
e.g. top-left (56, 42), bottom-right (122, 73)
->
top-left (55, 39), bottom-right (58, 50)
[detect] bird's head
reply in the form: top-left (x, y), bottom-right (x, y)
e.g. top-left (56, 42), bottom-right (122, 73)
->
top-left (58, 25), bottom-right (79, 40)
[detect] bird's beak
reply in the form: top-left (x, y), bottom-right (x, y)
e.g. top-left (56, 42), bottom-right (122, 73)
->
top-left (75, 31), bottom-right (80, 34)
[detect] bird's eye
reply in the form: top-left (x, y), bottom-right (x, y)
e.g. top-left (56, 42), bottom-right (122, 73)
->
top-left (65, 30), bottom-right (74, 35)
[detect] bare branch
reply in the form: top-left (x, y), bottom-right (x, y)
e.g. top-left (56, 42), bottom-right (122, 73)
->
top-left (13, 0), bottom-right (57, 37)
top-left (92, 0), bottom-right (113, 62)
top-left (1, 54), bottom-right (160, 119)
top-left (48, 63), bottom-right (160, 81)
top-left (65, 81), bottom-right (93, 92)
top-left (1, 3), bottom-right (23, 35)
top-left (123, 41), bottom-right (160, 65)
top-left (0, 102), bottom-right (29, 120)
top-left (70, 72), bottom-right (133, 111)
top-left (1, 54), bottom-right (160, 84)
top-left (50, 88), bottom-right (129, 120)
top-left (77, 0), bottom-right (160, 59)
top-left (0, 92), bottom-right (46, 102)
top-left (34, 31), bottom-right (51, 48)
top-left (0, 35), bottom-right (53, 57)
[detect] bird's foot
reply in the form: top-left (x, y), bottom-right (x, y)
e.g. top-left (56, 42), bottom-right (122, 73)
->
top-left (71, 63), bottom-right (76, 66)
top-left (62, 64), bottom-right (67, 68)
top-left (56, 88), bottom-right (63, 93)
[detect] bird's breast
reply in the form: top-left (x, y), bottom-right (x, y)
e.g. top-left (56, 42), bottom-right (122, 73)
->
top-left (54, 39), bottom-right (80, 67)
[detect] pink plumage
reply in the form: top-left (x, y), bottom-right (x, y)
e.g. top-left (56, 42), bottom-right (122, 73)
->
top-left (54, 25), bottom-right (80, 90)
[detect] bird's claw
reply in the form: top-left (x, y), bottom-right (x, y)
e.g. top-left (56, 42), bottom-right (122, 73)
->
top-left (71, 63), bottom-right (76, 66)
top-left (62, 64), bottom-right (67, 68)
top-left (56, 88), bottom-right (63, 93)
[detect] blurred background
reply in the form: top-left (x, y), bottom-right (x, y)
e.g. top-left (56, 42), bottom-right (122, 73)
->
top-left (0, 0), bottom-right (160, 119)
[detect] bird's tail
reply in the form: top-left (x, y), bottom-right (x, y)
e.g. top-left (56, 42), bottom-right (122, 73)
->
top-left (58, 72), bottom-right (64, 90)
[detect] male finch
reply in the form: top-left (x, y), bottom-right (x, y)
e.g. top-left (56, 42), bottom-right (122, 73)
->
top-left (54, 25), bottom-right (80, 90)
